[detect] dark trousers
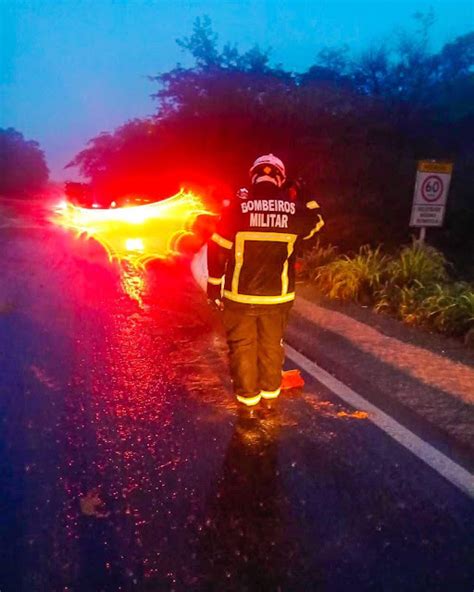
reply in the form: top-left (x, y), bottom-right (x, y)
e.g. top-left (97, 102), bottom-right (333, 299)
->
top-left (222, 305), bottom-right (290, 398)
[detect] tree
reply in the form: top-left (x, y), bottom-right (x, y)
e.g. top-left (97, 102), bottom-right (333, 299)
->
top-left (70, 17), bottom-right (474, 269)
top-left (71, 18), bottom-right (296, 200)
top-left (0, 128), bottom-right (49, 197)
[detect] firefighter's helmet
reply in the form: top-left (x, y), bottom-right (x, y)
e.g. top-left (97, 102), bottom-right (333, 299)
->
top-left (249, 154), bottom-right (286, 186)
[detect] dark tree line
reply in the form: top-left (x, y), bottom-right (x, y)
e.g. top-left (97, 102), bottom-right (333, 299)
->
top-left (0, 128), bottom-right (49, 197)
top-left (68, 15), bottom-right (474, 272)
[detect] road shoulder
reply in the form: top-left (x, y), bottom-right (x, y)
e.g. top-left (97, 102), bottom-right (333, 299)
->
top-left (288, 287), bottom-right (474, 470)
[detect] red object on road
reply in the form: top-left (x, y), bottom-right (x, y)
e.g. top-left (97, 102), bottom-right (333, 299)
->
top-left (281, 369), bottom-right (305, 389)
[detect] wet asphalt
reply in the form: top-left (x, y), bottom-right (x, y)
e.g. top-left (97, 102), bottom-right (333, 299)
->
top-left (0, 227), bottom-right (473, 592)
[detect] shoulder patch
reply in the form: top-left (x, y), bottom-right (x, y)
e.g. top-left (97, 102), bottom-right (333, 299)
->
top-left (306, 200), bottom-right (320, 210)
top-left (236, 187), bottom-right (249, 200)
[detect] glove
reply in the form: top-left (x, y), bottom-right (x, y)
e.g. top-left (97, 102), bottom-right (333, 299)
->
top-left (207, 282), bottom-right (223, 311)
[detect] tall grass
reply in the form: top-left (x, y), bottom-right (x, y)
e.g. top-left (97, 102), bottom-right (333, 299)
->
top-left (421, 282), bottom-right (474, 336)
top-left (385, 241), bottom-right (449, 287)
top-left (300, 239), bottom-right (339, 281)
top-left (315, 245), bottom-right (389, 303)
top-left (374, 280), bottom-right (428, 324)
top-left (375, 242), bottom-right (454, 328)
top-left (305, 240), bottom-right (474, 343)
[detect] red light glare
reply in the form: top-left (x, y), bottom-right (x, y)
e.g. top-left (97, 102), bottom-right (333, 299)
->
top-left (51, 190), bottom-right (215, 269)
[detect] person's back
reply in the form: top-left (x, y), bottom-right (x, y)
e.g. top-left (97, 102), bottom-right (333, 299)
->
top-left (207, 154), bottom-right (324, 411)
top-left (217, 179), bottom-right (322, 309)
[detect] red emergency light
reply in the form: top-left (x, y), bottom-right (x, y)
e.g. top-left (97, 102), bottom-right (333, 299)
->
top-left (51, 189), bottom-right (215, 269)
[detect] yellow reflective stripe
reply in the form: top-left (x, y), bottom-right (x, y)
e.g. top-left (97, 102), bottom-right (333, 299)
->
top-left (306, 200), bottom-right (320, 210)
top-left (232, 233), bottom-right (245, 294)
top-left (211, 233), bottom-right (233, 249)
top-left (303, 215), bottom-right (325, 240)
top-left (236, 393), bottom-right (261, 406)
top-left (207, 276), bottom-right (223, 286)
top-left (260, 388), bottom-right (281, 399)
top-left (281, 239), bottom-right (296, 295)
top-left (224, 290), bottom-right (295, 305)
top-left (281, 258), bottom-right (289, 294)
top-left (237, 231), bottom-right (297, 242)
top-left (231, 231), bottom-right (298, 299)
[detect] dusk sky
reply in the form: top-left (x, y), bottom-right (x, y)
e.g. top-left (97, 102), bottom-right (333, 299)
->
top-left (1, 0), bottom-right (473, 181)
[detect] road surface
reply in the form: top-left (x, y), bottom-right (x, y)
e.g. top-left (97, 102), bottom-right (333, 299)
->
top-left (1, 224), bottom-right (473, 591)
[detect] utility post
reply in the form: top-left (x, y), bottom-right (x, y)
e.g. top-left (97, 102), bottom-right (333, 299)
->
top-left (418, 226), bottom-right (426, 245)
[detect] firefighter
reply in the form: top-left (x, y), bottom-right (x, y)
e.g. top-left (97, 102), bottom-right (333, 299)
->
top-left (207, 154), bottom-right (324, 412)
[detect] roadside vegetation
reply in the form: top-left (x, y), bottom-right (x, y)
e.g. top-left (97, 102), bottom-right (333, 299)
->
top-left (301, 240), bottom-right (474, 345)
top-left (67, 15), bottom-right (474, 276)
top-left (0, 128), bottom-right (49, 197)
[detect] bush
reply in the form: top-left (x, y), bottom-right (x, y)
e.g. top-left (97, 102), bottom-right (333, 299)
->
top-left (421, 282), bottom-right (474, 336)
top-left (385, 240), bottom-right (449, 287)
top-left (315, 245), bottom-right (389, 303)
top-left (375, 242), bottom-right (451, 323)
top-left (300, 240), bottom-right (339, 281)
top-left (304, 239), bottom-right (474, 342)
top-left (375, 278), bottom-right (474, 337)
top-left (374, 280), bottom-right (429, 324)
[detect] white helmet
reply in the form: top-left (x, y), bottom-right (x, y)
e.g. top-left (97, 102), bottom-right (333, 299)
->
top-left (249, 154), bottom-right (286, 186)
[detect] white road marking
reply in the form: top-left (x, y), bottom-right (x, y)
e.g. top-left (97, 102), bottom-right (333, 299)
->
top-left (286, 344), bottom-right (474, 500)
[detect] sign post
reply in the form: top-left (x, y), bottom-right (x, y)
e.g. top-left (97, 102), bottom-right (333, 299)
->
top-left (410, 161), bottom-right (453, 243)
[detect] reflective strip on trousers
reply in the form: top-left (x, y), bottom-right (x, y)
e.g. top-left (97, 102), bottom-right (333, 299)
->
top-left (236, 393), bottom-right (262, 407)
top-left (260, 388), bottom-right (281, 400)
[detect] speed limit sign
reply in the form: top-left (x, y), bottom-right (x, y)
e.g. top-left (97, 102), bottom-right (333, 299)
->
top-left (410, 161), bottom-right (453, 227)
top-left (421, 175), bottom-right (444, 202)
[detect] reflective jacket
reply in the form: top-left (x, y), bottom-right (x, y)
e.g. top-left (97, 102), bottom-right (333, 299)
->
top-left (207, 182), bottom-right (324, 308)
